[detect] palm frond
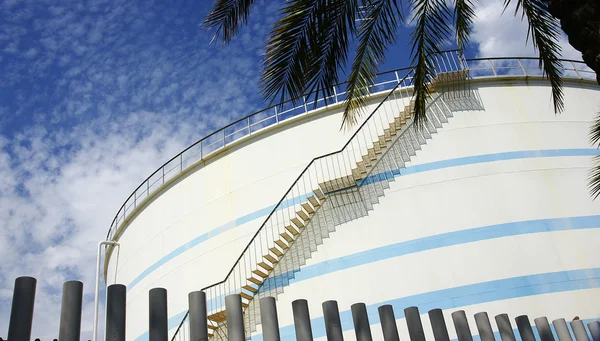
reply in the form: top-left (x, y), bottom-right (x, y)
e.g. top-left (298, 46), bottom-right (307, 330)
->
top-left (203, 0), bottom-right (257, 44)
top-left (589, 111), bottom-right (600, 199)
top-left (409, 0), bottom-right (452, 127)
top-left (342, 0), bottom-right (404, 128)
top-left (504, 0), bottom-right (564, 113)
top-left (454, 0), bottom-right (475, 49)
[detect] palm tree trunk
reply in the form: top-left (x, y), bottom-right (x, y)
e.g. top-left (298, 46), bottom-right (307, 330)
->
top-left (543, 0), bottom-right (600, 85)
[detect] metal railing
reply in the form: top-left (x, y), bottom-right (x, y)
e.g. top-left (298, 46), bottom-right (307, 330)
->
top-left (104, 54), bottom-right (594, 241)
top-left (167, 50), bottom-right (467, 341)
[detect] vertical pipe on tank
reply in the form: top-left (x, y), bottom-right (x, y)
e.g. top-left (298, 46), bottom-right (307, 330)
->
top-left (351, 303), bottom-right (373, 341)
top-left (534, 317), bottom-right (556, 341)
top-left (293, 299), bottom-right (314, 341)
top-left (189, 291), bottom-right (208, 341)
top-left (226, 294), bottom-right (245, 341)
top-left (404, 307), bottom-right (426, 341)
top-left (149, 288), bottom-right (168, 341)
top-left (451, 310), bottom-right (473, 341)
top-left (106, 284), bottom-right (126, 341)
top-left (323, 300), bottom-right (344, 341)
top-left (378, 305), bottom-right (400, 341)
top-left (474, 312), bottom-right (494, 341)
top-left (59, 281), bottom-right (84, 341)
top-left (260, 297), bottom-right (281, 341)
top-left (7, 276), bottom-right (37, 341)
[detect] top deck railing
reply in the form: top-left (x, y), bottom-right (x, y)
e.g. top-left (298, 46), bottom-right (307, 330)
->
top-left (105, 55), bottom-right (596, 241)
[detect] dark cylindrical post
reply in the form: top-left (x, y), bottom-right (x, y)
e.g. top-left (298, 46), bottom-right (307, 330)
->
top-left (7, 276), bottom-right (37, 341)
top-left (428, 309), bottom-right (450, 341)
top-left (571, 320), bottom-right (590, 341)
top-left (149, 288), bottom-right (168, 341)
top-left (378, 305), bottom-right (400, 341)
top-left (189, 291), bottom-right (208, 341)
top-left (516, 315), bottom-right (536, 341)
top-left (293, 299), bottom-right (313, 341)
top-left (534, 317), bottom-right (556, 341)
top-left (352, 303), bottom-right (373, 341)
top-left (495, 314), bottom-right (516, 341)
top-left (474, 312), bottom-right (494, 341)
top-left (59, 281), bottom-right (83, 341)
top-left (260, 297), bottom-right (281, 341)
top-left (587, 321), bottom-right (600, 341)
top-left (106, 284), bottom-right (126, 341)
top-left (553, 319), bottom-right (573, 341)
top-left (451, 310), bottom-right (473, 341)
top-left (404, 307), bottom-right (425, 341)
top-left (226, 294), bottom-right (245, 341)
top-left (323, 300), bottom-right (344, 341)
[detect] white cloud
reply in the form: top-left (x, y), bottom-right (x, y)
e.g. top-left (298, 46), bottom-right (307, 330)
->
top-left (471, 0), bottom-right (583, 61)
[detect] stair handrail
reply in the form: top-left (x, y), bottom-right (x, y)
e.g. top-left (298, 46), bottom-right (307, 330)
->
top-left (169, 60), bottom-right (428, 340)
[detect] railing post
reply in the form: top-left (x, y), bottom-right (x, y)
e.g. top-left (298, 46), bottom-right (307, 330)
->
top-left (378, 305), bottom-right (399, 341)
top-left (260, 297), bottom-right (281, 341)
top-left (292, 299), bottom-right (314, 341)
top-left (571, 320), bottom-right (590, 341)
top-left (8, 276), bottom-right (37, 341)
top-left (59, 281), bottom-right (84, 341)
top-left (351, 303), bottom-right (373, 341)
top-left (225, 294), bottom-right (245, 341)
top-left (334, 86), bottom-right (339, 104)
top-left (553, 319), bottom-right (573, 341)
top-left (428, 309), bottom-right (450, 341)
top-left (495, 314), bottom-right (516, 341)
top-left (189, 291), bottom-right (208, 341)
top-left (404, 307), bottom-right (425, 341)
top-left (588, 321), bottom-right (600, 341)
top-left (572, 61), bottom-right (583, 79)
top-left (149, 288), bottom-right (168, 341)
top-left (275, 107), bottom-right (279, 123)
top-left (489, 60), bottom-right (497, 76)
top-left (106, 284), bottom-right (126, 341)
top-left (304, 96), bottom-right (308, 114)
top-left (515, 315), bottom-right (536, 341)
top-left (323, 300), bottom-right (344, 341)
top-left (451, 310), bottom-right (473, 341)
top-left (517, 59), bottom-right (526, 76)
top-left (474, 312), bottom-right (495, 341)
top-left (534, 317), bottom-right (556, 341)
top-left (248, 117), bottom-right (251, 135)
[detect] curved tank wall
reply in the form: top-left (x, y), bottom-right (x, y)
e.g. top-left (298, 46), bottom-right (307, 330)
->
top-left (105, 76), bottom-right (600, 341)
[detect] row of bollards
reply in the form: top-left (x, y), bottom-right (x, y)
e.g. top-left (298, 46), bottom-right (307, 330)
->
top-left (5, 276), bottom-right (600, 341)
top-left (5, 277), bottom-right (83, 341)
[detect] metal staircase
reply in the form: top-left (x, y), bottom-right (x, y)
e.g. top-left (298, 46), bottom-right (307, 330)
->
top-left (170, 51), bottom-right (469, 341)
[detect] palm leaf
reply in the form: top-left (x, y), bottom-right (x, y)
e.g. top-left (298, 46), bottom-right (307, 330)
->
top-left (262, 0), bottom-right (358, 107)
top-left (342, 0), bottom-right (404, 128)
top-left (589, 111), bottom-right (600, 199)
top-left (504, 0), bottom-right (564, 113)
top-left (203, 0), bottom-right (257, 44)
top-left (409, 0), bottom-right (452, 128)
top-left (454, 0), bottom-right (475, 49)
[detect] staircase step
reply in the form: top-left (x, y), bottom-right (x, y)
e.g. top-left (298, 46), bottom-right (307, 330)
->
top-left (208, 324), bottom-right (218, 330)
top-left (252, 269), bottom-right (269, 278)
top-left (291, 217), bottom-right (304, 228)
top-left (313, 189), bottom-right (326, 200)
top-left (307, 195), bottom-right (321, 207)
top-left (240, 291), bottom-right (253, 300)
top-left (296, 210), bottom-right (310, 221)
top-left (247, 276), bottom-right (263, 285)
top-left (280, 232), bottom-right (294, 243)
top-left (301, 202), bottom-right (314, 214)
top-left (274, 239), bottom-right (289, 250)
top-left (264, 253), bottom-right (279, 263)
top-left (269, 247), bottom-right (283, 257)
top-left (242, 284), bottom-right (258, 293)
top-left (285, 225), bottom-right (300, 236)
top-left (258, 261), bottom-right (274, 271)
top-left (208, 311), bottom-right (227, 323)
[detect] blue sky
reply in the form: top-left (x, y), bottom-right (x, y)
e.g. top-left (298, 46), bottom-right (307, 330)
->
top-left (0, 0), bottom-right (583, 339)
